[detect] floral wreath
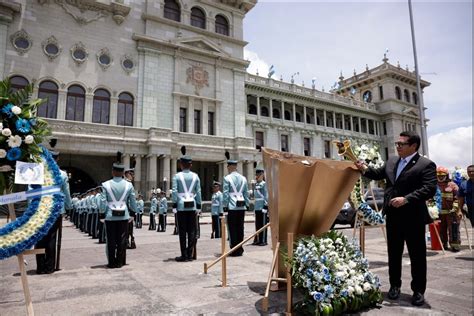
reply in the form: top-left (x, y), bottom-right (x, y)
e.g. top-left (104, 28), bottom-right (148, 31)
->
top-left (0, 148), bottom-right (64, 260)
top-left (349, 143), bottom-right (385, 226)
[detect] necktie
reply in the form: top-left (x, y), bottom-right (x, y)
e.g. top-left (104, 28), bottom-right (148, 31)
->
top-left (395, 158), bottom-right (407, 180)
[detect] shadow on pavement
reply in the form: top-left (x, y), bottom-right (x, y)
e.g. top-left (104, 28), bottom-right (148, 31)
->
top-left (381, 292), bottom-right (432, 309)
top-left (455, 256), bottom-right (474, 261)
top-left (90, 264), bottom-right (108, 269)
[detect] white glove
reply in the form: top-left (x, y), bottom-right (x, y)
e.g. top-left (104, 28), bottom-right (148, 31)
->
top-left (172, 208), bottom-right (177, 214)
top-left (262, 209), bottom-right (267, 214)
top-left (196, 209), bottom-right (201, 215)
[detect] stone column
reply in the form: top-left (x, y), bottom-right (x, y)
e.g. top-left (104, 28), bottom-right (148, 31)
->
top-left (162, 155), bottom-right (171, 194)
top-left (134, 155), bottom-right (142, 194)
top-left (323, 110), bottom-right (327, 127)
top-left (332, 112), bottom-right (336, 128)
top-left (365, 119), bottom-right (369, 134)
top-left (269, 98), bottom-right (273, 123)
top-left (123, 154), bottom-right (130, 169)
top-left (171, 157), bottom-right (177, 177)
top-left (280, 101), bottom-right (284, 124)
top-left (0, 22), bottom-right (7, 79)
top-left (313, 108), bottom-right (317, 126)
top-left (237, 161), bottom-right (243, 175)
top-left (57, 88), bottom-right (67, 120)
top-left (256, 96), bottom-right (261, 119)
top-left (350, 115), bottom-right (354, 131)
top-left (292, 102), bottom-right (296, 123)
top-left (245, 161), bottom-right (254, 183)
top-left (188, 96), bottom-right (194, 133)
top-left (109, 96), bottom-right (118, 125)
top-left (218, 161), bottom-right (225, 183)
top-left (303, 106), bottom-right (307, 127)
top-left (202, 100), bottom-right (209, 135)
top-left (147, 154), bottom-right (157, 199)
top-left (84, 92), bottom-right (94, 122)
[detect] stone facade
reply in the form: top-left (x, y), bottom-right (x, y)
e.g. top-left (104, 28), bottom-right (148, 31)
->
top-left (0, 1), bottom-right (429, 200)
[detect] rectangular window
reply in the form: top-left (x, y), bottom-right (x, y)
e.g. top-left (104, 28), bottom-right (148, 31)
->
top-left (326, 111), bottom-right (334, 127)
top-left (324, 140), bottom-right (331, 159)
top-left (383, 122), bottom-right (387, 135)
top-left (385, 147), bottom-right (389, 160)
top-left (344, 115), bottom-right (351, 130)
top-left (194, 110), bottom-right (201, 134)
top-left (208, 112), bottom-right (215, 135)
top-left (361, 118), bottom-right (368, 133)
top-left (335, 113), bottom-right (343, 129)
top-left (281, 134), bottom-right (289, 152)
top-left (368, 119), bottom-right (375, 134)
top-left (379, 85), bottom-right (384, 100)
top-left (179, 108), bottom-right (187, 132)
top-left (316, 109), bottom-right (324, 126)
top-left (303, 137), bottom-right (311, 156)
top-left (255, 131), bottom-right (264, 151)
top-left (352, 116), bottom-right (360, 132)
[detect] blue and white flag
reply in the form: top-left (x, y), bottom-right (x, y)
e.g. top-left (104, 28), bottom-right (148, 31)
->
top-left (268, 65), bottom-right (275, 78)
top-left (350, 87), bottom-right (357, 95)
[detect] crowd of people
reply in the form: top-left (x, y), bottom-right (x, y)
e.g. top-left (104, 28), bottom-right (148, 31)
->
top-left (32, 130), bottom-right (472, 309)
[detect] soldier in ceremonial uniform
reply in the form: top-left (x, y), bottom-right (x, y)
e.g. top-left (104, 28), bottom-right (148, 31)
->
top-left (35, 151), bottom-right (72, 274)
top-left (252, 167), bottom-right (268, 246)
top-left (149, 193), bottom-right (158, 230)
top-left (158, 191), bottom-right (168, 232)
top-left (223, 160), bottom-right (249, 256)
top-left (136, 194), bottom-right (144, 228)
top-left (124, 168), bottom-right (136, 249)
top-left (99, 163), bottom-right (137, 268)
top-left (437, 166), bottom-right (461, 251)
top-left (172, 155), bottom-right (202, 262)
top-left (210, 181), bottom-right (223, 238)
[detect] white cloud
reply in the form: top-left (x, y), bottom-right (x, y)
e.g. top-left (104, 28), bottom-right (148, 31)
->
top-left (428, 125), bottom-right (472, 169)
top-left (244, 49), bottom-right (272, 77)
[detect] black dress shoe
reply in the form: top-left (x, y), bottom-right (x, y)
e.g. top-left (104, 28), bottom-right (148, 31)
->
top-left (175, 256), bottom-right (187, 262)
top-left (411, 292), bottom-right (425, 306)
top-left (387, 286), bottom-right (401, 300)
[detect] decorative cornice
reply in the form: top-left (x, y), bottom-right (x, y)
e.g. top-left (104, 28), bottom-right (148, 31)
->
top-left (38, 0), bottom-right (131, 26)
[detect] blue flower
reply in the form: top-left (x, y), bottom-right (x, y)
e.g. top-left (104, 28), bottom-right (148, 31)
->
top-left (306, 268), bottom-right (314, 276)
top-left (29, 118), bottom-right (37, 126)
top-left (324, 285), bottom-right (333, 294)
top-left (341, 289), bottom-right (349, 297)
top-left (1, 103), bottom-right (14, 117)
top-left (320, 255), bottom-right (327, 263)
top-left (6, 147), bottom-right (22, 161)
top-left (323, 267), bottom-right (329, 275)
top-left (313, 292), bottom-right (323, 301)
top-left (16, 119), bottom-right (31, 133)
top-left (324, 274), bottom-right (331, 282)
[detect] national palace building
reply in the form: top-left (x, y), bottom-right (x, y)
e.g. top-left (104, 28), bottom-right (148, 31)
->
top-left (0, 0), bottom-right (429, 200)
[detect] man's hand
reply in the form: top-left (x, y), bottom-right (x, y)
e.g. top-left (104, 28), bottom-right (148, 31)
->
top-left (354, 160), bottom-right (367, 173)
top-left (172, 208), bottom-right (177, 214)
top-left (390, 197), bottom-right (407, 208)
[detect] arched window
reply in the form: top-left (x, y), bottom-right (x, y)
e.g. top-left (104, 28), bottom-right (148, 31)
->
top-left (404, 89), bottom-right (410, 103)
top-left (191, 7), bottom-right (206, 29)
top-left (272, 108), bottom-right (280, 119)
top-left (215, 14), bottom-right (229, 36)
top-left (261, 106), bottom-right (269, 117)
top-left (412, 92), bottom-right (418, 105)
top-left (117, 92), bottom-right (134, 126)
top-left (284, 110), bottom-right (291, 121)
top-left (66, 85), bottom-right (85, 121)
top-left (295, 112), bottom-right (302, 122)
top-left (395, 86), bottom-right (401, 100)
top-left (92, 89), bottom-right (110, 124)
top-left (37, 80), bottom-right (58, 118)
top-left (362, 90), bottom-right (372, 102)
top-left (248, 104), bottom-right (257, 115)
top-left (10, 75), bottom-right (29, 92)
top-left (164, 0), bottom-right (180, 22)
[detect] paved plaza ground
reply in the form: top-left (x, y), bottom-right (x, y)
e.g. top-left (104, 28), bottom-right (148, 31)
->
top-left (0, 214), bottom-right (473, 315)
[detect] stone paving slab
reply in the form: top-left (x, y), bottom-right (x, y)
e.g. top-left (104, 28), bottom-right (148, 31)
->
top-left (0, 218), bottom-right (473, 315)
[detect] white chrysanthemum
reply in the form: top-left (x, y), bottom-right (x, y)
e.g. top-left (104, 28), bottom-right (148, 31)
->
top-left (12, 106), bottom-right (22, 115)
top-left (2, 128), bottom-right (12, 136)
top-left (24, 135), bottom-right (34, 144)
top-left (0, 149), bottom-right (6, 158)
top-left (355, 285), bottom-right (363, 295)
top-left (7, 135), bottom-right (22, 148)
top-left (363, 282), bottom-right (372, 291)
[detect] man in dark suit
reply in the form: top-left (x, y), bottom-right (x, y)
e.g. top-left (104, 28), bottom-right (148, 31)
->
top-left (355, 131), bottom-right (437, 307)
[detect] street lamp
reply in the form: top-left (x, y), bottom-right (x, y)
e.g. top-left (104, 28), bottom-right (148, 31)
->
top-left (408, 0), bottom-right (429, 157)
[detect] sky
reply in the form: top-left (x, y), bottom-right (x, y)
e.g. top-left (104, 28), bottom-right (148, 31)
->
top-left (243, 0), bottom-right (472, 170)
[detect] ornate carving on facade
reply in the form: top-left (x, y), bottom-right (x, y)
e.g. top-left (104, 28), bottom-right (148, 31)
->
top-left (186, 64), bottom-right (209, 95)
top-left (10, 29), bottom-right (33, 55)
top-left (41, 36), bottom-right (62, 61)
top-left (38, 0), bottom-right (131, 26)
top-left (251, 122), bottom-right (269, 129)
top-left (70, 41), bottom-right (88, 65)
top-left (96, 47), bottom-right (113, 70)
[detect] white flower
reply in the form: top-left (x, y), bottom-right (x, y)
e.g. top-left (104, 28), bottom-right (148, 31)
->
top-left (2, 128), bottom-right (12, 136)
top-left (355, 285), bottom-right (363, 295)
top-left (12, 106), bottom-right (22, 115)
top-left (7, 135), bottom-right (22, 148)
top-left (349, 261), bottom-right (356, 269)
top-left (24, 135), bottom-right (34, 144)
top-left (363, 282), bottom-right (372, 291)
top-left (0, 149), bottom-right (6, 158)
top-left (0, 123), bottom-right (2, 129)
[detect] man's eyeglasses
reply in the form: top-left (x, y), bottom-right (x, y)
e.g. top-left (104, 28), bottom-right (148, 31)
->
top-left (394, 141), bottom-right (410, 148)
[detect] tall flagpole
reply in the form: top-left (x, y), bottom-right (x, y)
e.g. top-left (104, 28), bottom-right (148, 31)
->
top-left (408, 0), bottom-right (429, 157)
